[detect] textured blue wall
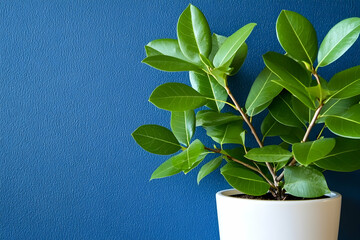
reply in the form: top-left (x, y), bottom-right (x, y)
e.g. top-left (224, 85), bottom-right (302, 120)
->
top-left (1, 0), bottom-right (359, 239)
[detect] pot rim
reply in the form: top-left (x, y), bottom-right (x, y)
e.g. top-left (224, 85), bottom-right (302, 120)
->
top-left (216, 189), bottom-right (341, 203)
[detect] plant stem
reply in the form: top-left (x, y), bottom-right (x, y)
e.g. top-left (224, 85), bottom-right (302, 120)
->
top-left (317, 124), bottom-right (326, 140)
top-left (224, 86), bottom-right (278, 186)
top-left (276, 103), bottom-right (324, 182)
top-left (204, 147), bottom-right (276, 189)
top-left (205, 97), bottom-right (237, 110)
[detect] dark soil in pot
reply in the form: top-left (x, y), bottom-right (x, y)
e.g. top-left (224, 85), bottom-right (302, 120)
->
top-left (231, 192), bottom-right (330, 200)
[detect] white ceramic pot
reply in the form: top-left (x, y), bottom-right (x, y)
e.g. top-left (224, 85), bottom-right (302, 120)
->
top-left (216, 189), bottom-right (342, 240)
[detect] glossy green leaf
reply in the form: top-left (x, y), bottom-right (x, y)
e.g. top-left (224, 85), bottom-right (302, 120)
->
top-left (284, 166), bottom-right (330, 198)
top-left (209, 33), bottom-right (248, 75)
top-left (245, 68), bottom-right (283, 116)
top-left (209, 34), bottom-right (227, 61)
top-left (149, 83), bottom-right (208, 111)
top-left (307, 85), bottom-right (332, 103)
top-left (325, 104), bottom-right (360, 139)
top-left (263, 52), bottom-right (312, 86)
top-left (276, 10), bottom-right (318, 64)
top-left (132, 125), bottom-right (181, 155)
top-left (280, 127), bottom-right (305, 144)
top-left (269, 92), bottom-right (306, 127)
top-left (196, 110), bottom-right (241, 127)
top-left (197, 156), bottom-right (223, 184)
top-left (315, 137), bottom-right (360, 172)
top-left (247, 101), bottom-right (272, 117)
top-left (317, 17), bottom-right (360, 68)
top-left (292, 138), bottom-right (336, 166)
top-left (327, 65), bottom-right (360, 99)
top-left (204, 121), bottom-right (245, 146)
top-left (142, 55), bottom-right (201, 72)
top-left (318, 96), bottom-right (360, 123)
top-left (263, 52), bottom-right (315, 109)
top-left (199, 54), bottom-right (213, 68)
top-left (292, 96), bottom-right (311, 123)
top-left (177, 4), bottom-right (211, 65)
top-left (171, 110), bottom-right (195, 146)
top-left (228, 43), bottom-right (248, 76)
top-left (183, 152), bottom-right (209, 174)
top-left (213, 23), bottom-right (256, 67)
top-left (189, 72), bottom-right (228, 112)
top-left (275, 159), bottom-right (290, 172)
top-left (261, 114), bottom-right (294, 138)
top-left (150, 157), bottom-right (182, 180)
top-left (171, 139), bottom-right (206, 170)
top-left (245, 145), bottom-right (292, 162)
top-left (221, 163), bottom-right (270, 196)
top-left (260, 114), bottom-right (305, 143)
top-left (145, 39), bottom-right (189, 61)
top-left (272, 79), bottom-right (316, 109)
top-left (210, 68), bottom-right (228, 88)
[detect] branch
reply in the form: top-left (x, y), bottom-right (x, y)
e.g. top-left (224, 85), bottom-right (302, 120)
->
top-left (204, 147), bottom-right (276, 189)
top-left (276, 103), bottom-right (324, 181)
top-left (224, 86), bottom-right (278, 186)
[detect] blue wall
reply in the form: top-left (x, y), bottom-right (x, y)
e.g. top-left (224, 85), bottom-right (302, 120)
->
top-left (1, 0), bottom-right (359, 239)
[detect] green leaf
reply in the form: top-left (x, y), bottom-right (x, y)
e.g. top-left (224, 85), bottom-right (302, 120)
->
top-left (210, 68), bottom-right (228, 88)
top-left (204, 121), bottom-right (245, 146)
top-left (327, 65), bottom-right (360, 99)
top-left (317, 17), bottom-right (360, 68)
top-left (263, 52), bottom-right (315, 109)
top-left (315, 137), bottom-right (360, 172)
top-left (292, 138), bottom-right (336, 166)
top-left (261, 114), bottom-right (305, 144)
top-left (142, 55), bottom-right (201, 72)
top-left (183, 152), bottom-right (209, 174)
top-left (199, 54), bottom-right (214, 68)
top-left (189, 72), bottom-right (228, 112)
top-left (132, 125), bottom-right (181, 155)
top-left (171, 139), bottom-right (206, 170)
top-left (292, 96), bottom-right (311, 123)
top-left (307, 85), bottom-right (332, 103)
top-left (221, 163), bottom-right (270, 196)
top-left (150, 157), bottom-right (182, 180)
top-left (245, 68), bottom-right (283, 116)
top-left (245, 145), bottom-right (292, 162)
top-left (272, 79), bottom-right (316, 109)
top-left (275, 159), bottom-right (290, 172)
top-left (268, 92), bottom-right (306, 127)
top-left (276, 10), bottom-right (318, 64)
top-left (228, 43), bottom-right (248, 76)
top-left (284, 166), bottom-right (330, 198)
top-left (145, 39), bottom-right (189, 61)
top-left (149, 83), bottom-right (208, 111)
top-left (177, 4), bottom-right (211, 65)
top-left (325, 104), bottom-right (360, 139)
top-left (261, 114), bottom-right (295, 138)
top-left (280, 127), bottom-right (305, 144)
top-left (247, 101), bottom-right (272, 117)
top-left (209, 34), bottom-right (227, 61)
top-left (196, 110), bottom-right (241, 127)
top-left (213, 23), bottom-right (256, 67)
top-left (171, 110), bottom-right (195, 146)
top-left (318, 96), bottom-right (360, 123)
top-left (263, 52), bottom-right (312, 86)
top-left (197, 156), bottom-right (223, 184)
top-left (209, 33), bottom-right (248, 75)
top-left (222, 147), bottom-right (248, 161)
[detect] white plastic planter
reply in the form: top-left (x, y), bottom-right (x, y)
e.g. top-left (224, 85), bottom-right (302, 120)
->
top-left (216, 189), bottom-right (342, 240)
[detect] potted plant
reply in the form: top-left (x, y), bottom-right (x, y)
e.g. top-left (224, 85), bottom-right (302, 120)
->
top-left (132, 4), bottom-right (360, 240)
